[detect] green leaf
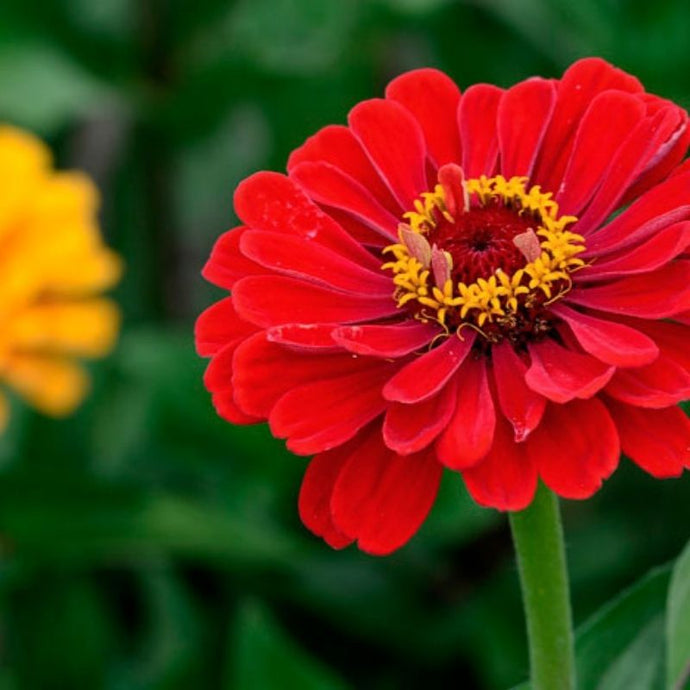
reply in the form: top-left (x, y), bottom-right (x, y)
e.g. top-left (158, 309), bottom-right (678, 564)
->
top-left (229, 600), bottom-right (348, 690)
top-left (596, 614), bottom-right (664, 690)
top-left (514, 566), bottom-right (671, 690)
top-left (381, 0), bottom-right (453, 14)
top-left (8, 574), bottom-right (114, 688)
top-left (576, 566), bottom-right (671, 690)
top-left (0, 478), bottom-right (306, 570)
top-left (173, 104), bottom-right (270, 236)
top-left (227, 0), bottom-right (357, 75)
top-left (667, 539), bottom-right (690, 689)
top-left (0, 668), bottom-right (18, 690)
top-left (112, 568), bottom-right (205, 690)
top-left (0, 42), bottom-right (116, 134)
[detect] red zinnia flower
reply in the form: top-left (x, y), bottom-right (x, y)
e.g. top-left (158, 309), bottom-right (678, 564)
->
top-left (197, 58), bottom-right (690, 555)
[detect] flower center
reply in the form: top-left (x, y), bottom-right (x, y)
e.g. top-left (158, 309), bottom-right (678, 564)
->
top-left (428, 204), bottom-right (534, 285)
top-left (381, 164), bottom-right (586, 345)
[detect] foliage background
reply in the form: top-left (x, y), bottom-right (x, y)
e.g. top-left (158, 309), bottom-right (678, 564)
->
top-left (1, 1), bottom-right (690, 688)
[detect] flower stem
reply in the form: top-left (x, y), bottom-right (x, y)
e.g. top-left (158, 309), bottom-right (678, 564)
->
top-left (509, 482), bottom-right (576, 690)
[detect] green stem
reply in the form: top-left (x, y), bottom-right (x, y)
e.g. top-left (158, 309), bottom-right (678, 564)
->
top-left (509, 482), bottom-right (576, 690)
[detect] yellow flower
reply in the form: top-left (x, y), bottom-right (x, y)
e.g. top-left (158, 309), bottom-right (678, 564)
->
top-left (0, 125), bottom-right (122, 428)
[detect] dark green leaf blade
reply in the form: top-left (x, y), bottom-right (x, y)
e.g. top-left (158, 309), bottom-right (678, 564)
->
top-left (576, 566), bottom-right (670, 690)
top-left (667, 540), bottom-right (690, 690)
top-left (229, 600), bottom-right (349, 690)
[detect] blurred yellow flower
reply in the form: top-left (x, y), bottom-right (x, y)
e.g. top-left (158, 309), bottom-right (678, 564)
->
top-left (0, 125), bottom-right (122, 427)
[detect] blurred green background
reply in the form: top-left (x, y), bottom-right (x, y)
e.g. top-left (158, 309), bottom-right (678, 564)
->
top-left (1, 1), bottom-right (690, 688)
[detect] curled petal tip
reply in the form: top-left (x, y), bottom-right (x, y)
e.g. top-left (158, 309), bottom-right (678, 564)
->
top-left (398, 223), bottom-right (432, 267)
top-left (431, 244), bottom-right (452, 286)
top-left (513, 228), bottom-right (542, 262)
top-left (438, 163), bottom-right (468, 216)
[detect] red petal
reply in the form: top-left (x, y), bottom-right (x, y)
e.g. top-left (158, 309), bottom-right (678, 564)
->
top-left (203, 343), bottom-right (262, 424)
top-left (604, 357), bottom-right (690, 409)
top-left (298, 443), bottom-right (355, 549)
top-left (195, 297), bottom-right (259, 357)
top-left (266, 323), bottom-right (339, 352)
top-left (383, 381), bottom-right (457, 454)
top-left (290, 161), bottom-right (399, 241)
top-left (435, 356), bottom-right (496, 470)
top-left (320, 206), bottom-right (389, 248)
top-left (240, 229), bottom-right (391, 295)
top-left (458, 84), bottom-right (503, 178)
top-left (331, 429), bottom-right (442, 555)
top-left (533, 57), bottom-right (643, 192)
top-left (269, 364), bottom-right (393, 455)
top-left (233, 332), bottom-right (379, 417)
top-left (385, 68), bottom-right (462, 168)
top-left (461, 416), bottom-right (537, 511)
top-left (555, 91), bottom-right (645, 215)
top-left (332, 321), bottom-right (437, 358)
top-left (348, 99), bottom-right (428, 209)
top-left (287, 124), bottom-right (399, 212)
top-left (633, 318), bottom-right (690, 370)
top-left (202, 226), bottom-right (265, 289)
top-left (576, 106), bottom-right (689, 235)
top-left (234, 171), bottom-right (380, 269)
top-left (670, 158), bottom-right (690, 180)
top-left (498, 77), bottom-right (555, 178)
top-left (622, 102), bottom-right (689, 204)
top-left (551, 303), bottom-right (658, 367)
top-left (529, 398), bottom-right (620, 499)
top-left (606, 399), bottom-right (690, 477)
top-left (492, 342), bottom-right (546, 441)
top-left (525, 339), bottom-right (614, 403)
top-left (584, 170), bottom-right (690, 256)
top-left (211, 390), bottom-right (262, 425)
top-left (383, 332), bottom-right (476, 403)
top-left (566, 261), bottom-right (690, 318)
top-left (675, 310), bottom-right (690, 326)
top-left (232, 275), bottom-right (400, 328)
top-left (577, 221), bottom-right (690, 282)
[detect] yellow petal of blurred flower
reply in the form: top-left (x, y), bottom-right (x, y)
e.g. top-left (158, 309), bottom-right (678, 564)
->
top-left (2, 355), bottom-right (89, 417)
top-left (0, 126), bottom-right (52, 235)
top-left (0, 124), bottom-right (122, 419)
top-left (6, 300), bottom-right (121, 358)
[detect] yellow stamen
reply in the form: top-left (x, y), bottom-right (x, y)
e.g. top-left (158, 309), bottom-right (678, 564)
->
top-left (382, 174), bottom-right (586, 336)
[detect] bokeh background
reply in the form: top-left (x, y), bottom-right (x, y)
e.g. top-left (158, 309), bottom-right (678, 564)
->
top-left (1, 1), bottom-right (690, 688)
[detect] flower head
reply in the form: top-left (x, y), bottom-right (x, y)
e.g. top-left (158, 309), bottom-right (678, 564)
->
top-left (197, 58), bottom-right (690, 555)
top-left (0, 125), bottom-right (122, 427)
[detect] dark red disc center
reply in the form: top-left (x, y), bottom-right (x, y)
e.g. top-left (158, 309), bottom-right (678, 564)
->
top-left (427, 205), bottom-right (534, 285)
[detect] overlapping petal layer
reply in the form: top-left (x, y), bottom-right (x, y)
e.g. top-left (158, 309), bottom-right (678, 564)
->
top-left (198, 58), bottom-right (690, 555)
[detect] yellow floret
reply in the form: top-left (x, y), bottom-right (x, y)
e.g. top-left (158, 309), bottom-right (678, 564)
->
top-left (381, 174), bottom-right (586, 334)
top-left (0, 125), bottom-right (122, 427)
